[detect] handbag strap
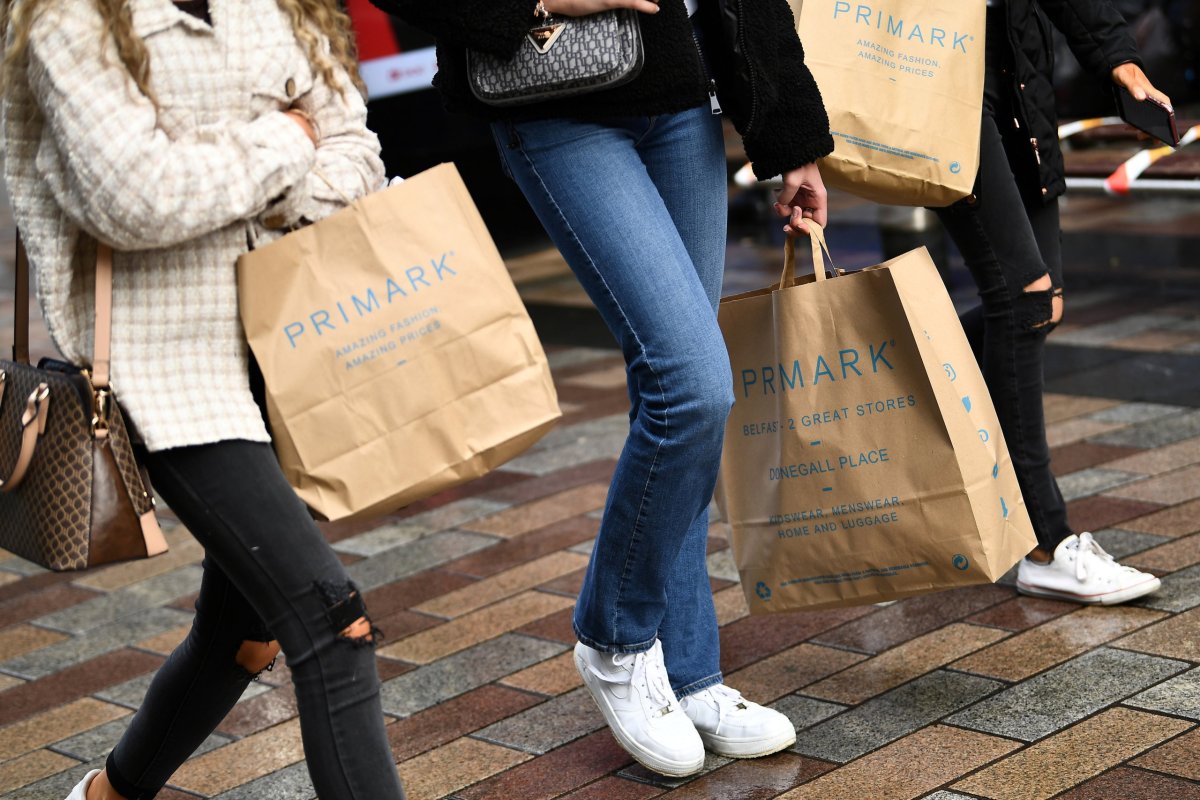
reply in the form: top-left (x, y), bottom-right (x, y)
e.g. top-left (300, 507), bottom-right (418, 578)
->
top-left (13, 233), bottom-right (114, 388)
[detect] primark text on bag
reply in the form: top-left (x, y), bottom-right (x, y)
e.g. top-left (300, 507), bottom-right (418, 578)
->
top-left (716, 226), bottom-right (1036, 612)
top-left (789, 0), bottom-right (986, 206)
top-left (238, 164), bottom-right (562, 521)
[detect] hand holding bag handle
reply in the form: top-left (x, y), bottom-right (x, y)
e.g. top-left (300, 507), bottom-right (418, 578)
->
top-left (780, 222), bottom-right (837, 289)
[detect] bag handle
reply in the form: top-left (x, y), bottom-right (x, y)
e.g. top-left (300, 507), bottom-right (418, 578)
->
top-left (12, 233), bottom-right (115, 435)
top-left (779, 221), bottom-right (837, 289)
top-left (0, 373), bottom-right (50, 492)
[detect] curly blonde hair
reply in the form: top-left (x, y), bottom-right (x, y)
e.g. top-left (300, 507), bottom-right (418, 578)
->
top-left (1, 0), bottom-right (365, 104)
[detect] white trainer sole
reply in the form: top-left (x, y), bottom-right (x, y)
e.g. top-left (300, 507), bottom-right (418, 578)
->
top-left (698, 730), bottom-right (797, 759)
top-left (575, 655), bottom-right (705, 777)
top-left (1016, 574), bottom-right (1161, 605)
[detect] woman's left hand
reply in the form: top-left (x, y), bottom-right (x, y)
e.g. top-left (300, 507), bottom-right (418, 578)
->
top-left (774, 162), bottom-right (828, 237)
top-left (1111, 63), bottom-right (1173, 111)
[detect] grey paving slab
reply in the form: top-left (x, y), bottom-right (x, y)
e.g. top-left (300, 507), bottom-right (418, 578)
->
top-left (1051, 313), bottom-right (1166, 346)
top-left (50, 717), bottom-right (229, 762)
top-left (380, 634), bottom-right (567, 718)
top-left (770, 694), bottom-right (846, 731)
top-left (1087, 403), bottom-right (1190, 425)
top-left (568, 539), bottom-right (596, 557)
top-left (1163, 317), bottom-right (1200, 334)
top-left (1134, 564), bottom-right (1200, 613)
top-left (333, 498), bottom-right (509, 557)
top-left (35, 565), bottom-right (203, 634)
top-left (212, 762), bottom-right (316, 800)
top-left (0, 606), bottom-right (191, 679)
top-left (1057, 468), bottom-right (1145, 502)
top-left (473, 687), bottom-right (601, 754)
top-left (504, 415), bottom-right (629, 476)
top-left (94, 670), bottom-right (271, 711)
top-left (546, 347), bottom-right (619, 370)
top-left (1093, 409), bottom-right (1200, 449)
top-left (1092, 528), bottom-right (1170, 559)
top-left (947, 647), bottom-right (1188, 742)
top-left (346, 530), bottom-right (499, 592)
top-left (1125, 666), bottom-right (1200, 721)
top-left (0, 555), bottom-right (49, 577)
top-left (1, 757), bottom-right (102, 800)
top-left (922, 793), bottom-right (977, 800)
top-left (705, 548), bottom-right (739, 583)
top-left (617, 752), bottom-right (733, 790)
top-left (792, 670), bottom-right (1003, 764)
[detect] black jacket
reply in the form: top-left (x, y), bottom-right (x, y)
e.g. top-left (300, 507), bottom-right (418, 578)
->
top-left (997, 0), bottom-right (1141, 200)
top-left (368, 0), bottom-right (834, 179)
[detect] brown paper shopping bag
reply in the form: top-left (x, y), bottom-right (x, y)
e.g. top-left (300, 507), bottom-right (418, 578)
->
top-left (790, 0), bottom-right (986, 205)
top-left (238, 163), bottom-right (561, 521)
top-left (717, 226), bottom-right (1035, 612)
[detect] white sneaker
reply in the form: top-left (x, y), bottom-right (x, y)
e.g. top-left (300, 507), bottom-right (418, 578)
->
top-left (65, 769), bottom-right (100, 800)
top-left (1017, 532), bottom-right (1161, 605)
top-left (681, 684), bottom-right (796, 758)
top-left (574, 640), bottom-right (705, 777)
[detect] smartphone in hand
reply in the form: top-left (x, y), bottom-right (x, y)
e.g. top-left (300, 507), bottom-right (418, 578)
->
top-left (1114, 85), bottom-right (1180, 147)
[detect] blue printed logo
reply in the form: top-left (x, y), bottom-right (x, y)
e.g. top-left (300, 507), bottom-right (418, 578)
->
top-left (950, 161), bottom-right (962, 174)
top-left (952, 554), bottom-right (970, 571)
top-left (943, 362), bottom-right (956, 381)
top-left (831, 2), bottom-right (974, 54)
top-left (755, 581), bottom-right (773, 601)
top-left (962, 396), bottom-right (972, 413)
top-left (978, 428), bottom-right (990, 443)
top-left (992, 463), bottom-right (999, 479)
top-left (1001, 497), bottom-right (1010, 519)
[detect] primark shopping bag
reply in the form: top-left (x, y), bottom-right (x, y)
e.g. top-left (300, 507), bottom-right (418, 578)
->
top-left (716, 226), bottom-right (1035, 612)
top-left (789, 0), bottom-right (986, 205)
top-left (238, 163), bottom-right (561, 521)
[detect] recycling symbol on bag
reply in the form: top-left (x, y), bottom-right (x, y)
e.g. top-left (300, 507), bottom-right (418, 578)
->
top-left (755, 581), bottom-right (772, 601)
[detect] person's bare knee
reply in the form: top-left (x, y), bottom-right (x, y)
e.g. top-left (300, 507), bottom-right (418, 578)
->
top-left (235, 639), bottom-right (280, 675)
top-left (340, 616), bottom-right (373, 643)
top-left (1022, 273), bottom-right (1053, 293)
top-left (315, 580), bottom-right (380, 647)
top-left (1020, 273), bottom-right (1056, 330)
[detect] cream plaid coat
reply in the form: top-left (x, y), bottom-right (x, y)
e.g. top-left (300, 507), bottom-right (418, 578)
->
top-left (3, 0), bottom-right (385, 450)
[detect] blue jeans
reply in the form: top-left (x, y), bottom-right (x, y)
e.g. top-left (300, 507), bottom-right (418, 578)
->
top-left (494, 105), bottom-right (732, 696)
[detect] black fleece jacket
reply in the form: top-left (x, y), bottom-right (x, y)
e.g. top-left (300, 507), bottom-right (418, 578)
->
top-left (368, 0), bottom-right (834, 179)
top-left (999, 0), bottom-right (1142, 200)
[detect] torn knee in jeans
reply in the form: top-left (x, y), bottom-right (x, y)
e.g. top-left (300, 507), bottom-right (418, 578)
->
top-left (235, 639), bottom-right (280, 679)
top-left (314, 580), bottom-right (381, 647)
top-left (1017, 275), bottom-right (1057, 332)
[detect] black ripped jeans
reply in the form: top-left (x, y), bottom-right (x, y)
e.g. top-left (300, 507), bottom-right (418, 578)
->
top-left (933, 12), bottom-right (1072, 554)
top-left (105, 440), bottom-right (404, 800)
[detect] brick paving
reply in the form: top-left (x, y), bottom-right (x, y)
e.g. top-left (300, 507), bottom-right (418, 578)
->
top-left (3, 170), bottom-right (1200, 796)
top-left (2, 290), bottom-right (1200, 798)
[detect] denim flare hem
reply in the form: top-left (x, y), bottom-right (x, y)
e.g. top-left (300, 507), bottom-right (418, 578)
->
top-left (674, 672), bottom-right (724, 698)
top-left (573, 625), bottom-right (658, 656)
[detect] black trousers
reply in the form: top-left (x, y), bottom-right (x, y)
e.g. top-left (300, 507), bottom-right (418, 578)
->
top-left (933, 9), bottom-right (1072, 553)
top-left (105, 440), bottom-right (404, 799)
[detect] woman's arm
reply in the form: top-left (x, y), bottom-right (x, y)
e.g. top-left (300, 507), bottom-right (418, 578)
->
top-left (258, 50), bottom-right (386, 229)
top-left (25, 11), bottom-right (316, 252)
top-left (368, 0), bottom-right (537, 57)
top-left (1037, 0), bottom-right (1141, 78)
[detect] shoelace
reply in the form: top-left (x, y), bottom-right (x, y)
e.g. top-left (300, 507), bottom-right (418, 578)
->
top-left (590, 647), bottom-right (675, 715)
top-left (703, 684), bottom-right (748, 729)
top-left (1072, 532), bottom-right (1140, 582)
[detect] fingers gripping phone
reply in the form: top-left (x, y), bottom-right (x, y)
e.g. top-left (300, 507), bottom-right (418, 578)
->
top-left (1114, 85), bottom-right (1180, 147)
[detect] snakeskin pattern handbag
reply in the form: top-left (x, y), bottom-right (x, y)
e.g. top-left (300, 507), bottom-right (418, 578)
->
top-left (467, 4), bottom-right (644, 106)
top-left (0, 237), bottom-right (167, 571)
